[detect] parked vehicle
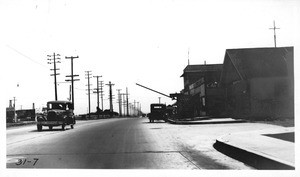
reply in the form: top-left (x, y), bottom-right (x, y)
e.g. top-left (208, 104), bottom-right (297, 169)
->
top-left (36, 101), bottom-right (76, 131)
top-left (148, 104), bottom-right (167, 123)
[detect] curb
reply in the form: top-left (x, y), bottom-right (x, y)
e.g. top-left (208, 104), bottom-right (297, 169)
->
top-left (213, 139), bottom-right (295, 170)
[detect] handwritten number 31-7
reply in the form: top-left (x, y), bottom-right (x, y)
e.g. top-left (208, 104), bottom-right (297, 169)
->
top-left (16, 158), bottom-right (39, 166)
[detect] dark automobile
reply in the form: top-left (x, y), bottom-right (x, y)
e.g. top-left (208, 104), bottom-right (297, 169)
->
top-left (148, 104), bottom-right (167, 123)
top-left (36, 101), bottom-right (76, 131)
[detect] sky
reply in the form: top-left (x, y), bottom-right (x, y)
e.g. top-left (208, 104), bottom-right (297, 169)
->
top-left (1, 0), bottom-right (300, 115)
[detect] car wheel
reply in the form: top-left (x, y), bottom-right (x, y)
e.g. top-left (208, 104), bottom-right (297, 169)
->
top-left (37, 125), bottom-right (42, 131)
top-left (62, 124), bottom-right (65, 131)
top-left (49, 126), bottom-right (53, 130)
top-left (71, 124), bottom-right (74, 129)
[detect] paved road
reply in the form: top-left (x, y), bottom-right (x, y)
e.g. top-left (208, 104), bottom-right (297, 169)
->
top-left (7, 117), bottom-right (253, 169)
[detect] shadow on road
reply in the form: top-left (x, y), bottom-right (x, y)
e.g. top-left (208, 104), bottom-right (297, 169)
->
top-left (29, 128), bottom-right (72, 133)
top-left (141, 121), bottom-right (167, 124)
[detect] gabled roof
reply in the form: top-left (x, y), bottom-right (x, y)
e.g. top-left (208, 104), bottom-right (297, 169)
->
top-left (181, 64), bottom-right (223, 77)
top-left (220, 47), bottom-right (293, 84)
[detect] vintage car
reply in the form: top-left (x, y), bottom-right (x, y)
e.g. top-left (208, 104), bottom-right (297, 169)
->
top-left (148, 103), bottom-right (168, 123)
top-left (36, 101), bottom-right (76, 131)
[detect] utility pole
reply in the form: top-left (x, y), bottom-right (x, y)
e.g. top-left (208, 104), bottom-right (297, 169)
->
top-left (93, 75), bottom-right (102, 119)
top-left (128, 103), bottom-right (132, 116)
top-left (269, 20), bottom-right (280, 48)
top-left (65, 55), bottom-right (79, 109)
top-left (93, 75), bottom-right (102, 109)
top-left (99, 81), bottom-right (104, 111)
top-left (47, 53), bottom-right (61, 100)
top-left (126, 87), bottom-right (129, 117)
top-left (85, 71), bottom-right (92, 118)
top-left (158, 97), bottom-right (161, 104)
top-left (121, 93), bottom-right (126, 116)
top-left (117, 89), bottom-right (122, 117)
top-left (106, 81), bottom-right (115, 116)
top-left (136, 102), bottom-right (139, 117)
top-left (134, 100), bottom-right (136, 117)
top-left (139, 102), bottom-right (141, 116)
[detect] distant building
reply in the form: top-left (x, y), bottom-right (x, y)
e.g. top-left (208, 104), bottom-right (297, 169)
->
top-left (178, 64), bottom-right (224, 117)
top-left (220, 47), bottom-right (294, 120)
top-left (16, 109), bottom-right (36, 121)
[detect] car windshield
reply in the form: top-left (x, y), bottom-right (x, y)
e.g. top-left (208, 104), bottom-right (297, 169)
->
top-left (48, 103), bottom-right (67, 110)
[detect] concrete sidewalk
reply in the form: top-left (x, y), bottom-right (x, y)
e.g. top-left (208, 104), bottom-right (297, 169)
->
top-left (215, 126), bottom-right (295, 169)
top-left (168, 117), bottom-right (246, 124)
top-left (168, 117), bottom-right (294, 169)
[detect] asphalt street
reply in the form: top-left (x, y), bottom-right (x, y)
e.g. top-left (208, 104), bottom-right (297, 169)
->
top-left (7, 117), bottom-right (254, 169)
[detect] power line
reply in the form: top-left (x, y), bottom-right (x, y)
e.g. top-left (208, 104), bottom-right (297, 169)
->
top-left (7, 45), bottom-right (48, 69)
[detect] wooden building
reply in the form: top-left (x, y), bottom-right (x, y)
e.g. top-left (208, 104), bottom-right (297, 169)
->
top-left (220, 47), bottom-right (294, 120)
top-left (179, 64), bottom-right (224, 117)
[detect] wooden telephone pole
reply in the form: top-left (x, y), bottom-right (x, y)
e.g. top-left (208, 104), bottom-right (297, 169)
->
top-left (126, 87), bottom-right (129, 117)
top-left (106, 81), bottom-right (115, 116)
top-left (65, 55), bottom-right (79, 108)
top-left (99, 81), bottom-right (104, 111)
top-left (85, 71), bottom-right (92, 118)
top-left (47, 53), bottom-right (61, 100)
top-left (93, 75), bottom-right (102, 118)
top-left (117, 89), bottom-right (122, 117)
